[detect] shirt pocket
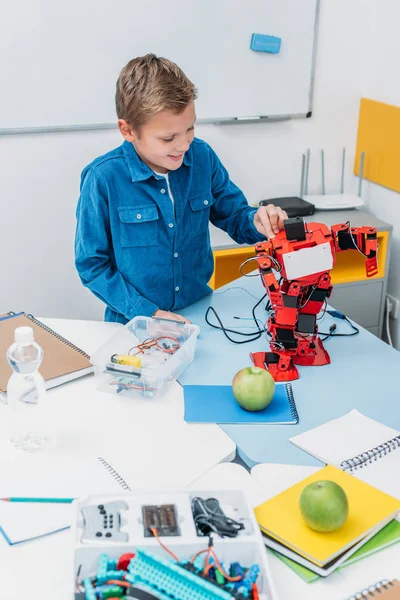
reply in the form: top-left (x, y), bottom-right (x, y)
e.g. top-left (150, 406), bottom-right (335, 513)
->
top-left (189, 192), bottom-right (216, 238)
top-left (118, 205), bottom-right (159, 248)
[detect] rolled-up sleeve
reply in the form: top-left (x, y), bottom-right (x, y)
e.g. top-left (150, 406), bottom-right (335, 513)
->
top-left (74, 167), bottom-right (159, 319)
top-left (208, 147), bottom-right (265, 245)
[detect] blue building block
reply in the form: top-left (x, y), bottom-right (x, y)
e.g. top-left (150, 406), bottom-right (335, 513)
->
top-left (96, 570), bottom-right (126, 586)
top-left (83, 578), bottom-right (97, 600)
top-left (127, 549), bottom-right (234, 600)
top-left (241, 564), bottom-right (260, 591)
top-left (96, 553), bottom-right (109, 581)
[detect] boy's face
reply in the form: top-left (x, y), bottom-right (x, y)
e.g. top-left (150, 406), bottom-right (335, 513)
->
top-left (118, 103), bottom-right (196, 173)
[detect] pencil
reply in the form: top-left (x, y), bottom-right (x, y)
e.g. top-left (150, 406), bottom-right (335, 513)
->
top-left (1, 497), bottom-right (74, 503)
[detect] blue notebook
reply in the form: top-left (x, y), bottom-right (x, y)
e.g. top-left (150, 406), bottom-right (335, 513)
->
top-left (183, 383), bottom-right (298, 424)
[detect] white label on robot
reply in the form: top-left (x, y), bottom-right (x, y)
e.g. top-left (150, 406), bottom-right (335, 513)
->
top-left (283, 242), bottom-right (333, 280)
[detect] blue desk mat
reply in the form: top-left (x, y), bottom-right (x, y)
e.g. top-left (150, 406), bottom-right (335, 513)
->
top-left (178, 278), bottom-right (400, 468)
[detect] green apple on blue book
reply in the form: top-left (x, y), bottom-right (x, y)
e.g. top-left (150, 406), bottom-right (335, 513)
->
top-left (232, 367), bottom-right (275, 412)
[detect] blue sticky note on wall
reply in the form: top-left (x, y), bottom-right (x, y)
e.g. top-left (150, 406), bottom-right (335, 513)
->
top-left (250, 33), bottom-right (281, 54)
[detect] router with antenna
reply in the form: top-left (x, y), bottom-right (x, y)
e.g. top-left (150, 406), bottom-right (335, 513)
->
top-left (300, 148), bottom-right (365, 210)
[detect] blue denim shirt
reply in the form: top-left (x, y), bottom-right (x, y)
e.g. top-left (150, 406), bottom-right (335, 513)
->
top-left (75, 138), bottom-right (265, 323)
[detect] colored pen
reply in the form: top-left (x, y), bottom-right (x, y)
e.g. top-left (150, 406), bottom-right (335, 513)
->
top-left (1, 497), bottom-right (74, 503)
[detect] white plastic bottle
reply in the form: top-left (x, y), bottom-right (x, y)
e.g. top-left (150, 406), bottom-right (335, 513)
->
top-left (7, 326), bottom-right (52, 451)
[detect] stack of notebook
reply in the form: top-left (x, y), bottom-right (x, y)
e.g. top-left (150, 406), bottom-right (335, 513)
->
top-left (253, 464), bottom-right (400, 578)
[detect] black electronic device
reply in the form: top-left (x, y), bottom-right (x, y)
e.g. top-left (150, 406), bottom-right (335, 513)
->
top-left (283, 216), bottom-right (307, 241)
top-left (259, 196), bottom-right (315, 218)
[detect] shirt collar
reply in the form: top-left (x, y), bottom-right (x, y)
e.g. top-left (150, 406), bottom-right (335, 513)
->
top-left (122, 140), bottom-right (192, 182)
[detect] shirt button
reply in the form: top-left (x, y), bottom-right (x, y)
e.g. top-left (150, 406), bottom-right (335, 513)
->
top-left (174, 252), bottom-right (179, 258)
top-left (160, 188), bottom-right (166, 194)
top-left (204, 200), bottom-right (209, 206)
top-left (136, 213), bottom-right (142, 220)
top-left (175, 286), bottom-right (180, 292)
top-left (168, 223), bottom-right (174, 228)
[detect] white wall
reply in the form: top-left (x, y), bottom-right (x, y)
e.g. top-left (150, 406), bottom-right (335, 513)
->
top-left (361, 0), bottom-right (400, 348)
top-left (0, 0), bottom-right (371, 321)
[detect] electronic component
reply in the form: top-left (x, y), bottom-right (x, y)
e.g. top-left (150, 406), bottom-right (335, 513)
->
top-left (283, 216), bottom-right (306, 241)
top-left (111, 354), bottom-right (142, 368)
top-left (142, 504), bottom-right (180, 537)
top-left (127, 549), bottom-right (238, 600)
top-left (76, 547), bottom-right (261, 600)
top-left (191, 497), bottom-right (245, 538)
top-left (106, 362), bottom-right (141, 376)
top-left (81, 501), bottom-right (129, 543)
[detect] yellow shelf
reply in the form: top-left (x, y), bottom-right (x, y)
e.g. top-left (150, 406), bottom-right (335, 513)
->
top-left (209, 247), bottom-right (258, 290)
top-left (210, 231), bottom-right (389, 290)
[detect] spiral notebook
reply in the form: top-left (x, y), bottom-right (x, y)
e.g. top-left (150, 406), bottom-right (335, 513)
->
top-left (183, 383), bottom-right (299, 424)
top-left (0, 453), bottom-right (131, 545)
top-left (346, 579), bottom-right (400, 600)
top-left (0, 312), bottom-right (93, 394)
top-left (290, 410), bottom-right (400, 499)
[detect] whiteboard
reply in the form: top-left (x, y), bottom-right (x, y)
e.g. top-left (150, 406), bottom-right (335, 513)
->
top-left (0, 0), bottom-right (319, 133)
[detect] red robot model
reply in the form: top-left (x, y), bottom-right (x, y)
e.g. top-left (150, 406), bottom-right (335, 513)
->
top-left (250, 216), bottom-right (378, 382)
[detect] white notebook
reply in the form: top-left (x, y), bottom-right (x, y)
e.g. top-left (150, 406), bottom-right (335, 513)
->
top-left (0, 454), bottom-right (132, 544)
top-left (290, 410), bottom-right (400, 499)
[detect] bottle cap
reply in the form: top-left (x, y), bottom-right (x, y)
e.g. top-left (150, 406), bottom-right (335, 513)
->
top-left (14, 326), bottom-right (34, 343)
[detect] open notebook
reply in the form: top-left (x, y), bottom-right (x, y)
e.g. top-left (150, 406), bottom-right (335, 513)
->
top-left (0, 454), bottom-right (132, 544)
top-left (0, 312), bottom-right (93, 395)
top-left (290, 410), bottom-right (400, 500)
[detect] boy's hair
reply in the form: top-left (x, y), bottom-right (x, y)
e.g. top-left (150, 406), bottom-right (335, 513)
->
top-left (115, 54), bottom-right (197, 130)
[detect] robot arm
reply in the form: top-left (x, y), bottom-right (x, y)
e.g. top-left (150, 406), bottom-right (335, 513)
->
top-left (331, 223), bottom-right (378, 277)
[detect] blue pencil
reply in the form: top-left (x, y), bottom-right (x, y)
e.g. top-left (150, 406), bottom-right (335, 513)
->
top-left (1, 497), bottom-right (74, 503)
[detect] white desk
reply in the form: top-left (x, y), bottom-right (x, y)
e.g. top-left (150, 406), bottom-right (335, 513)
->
top-left (0, 318), bottom-right (235, 600)
top-left (193, 463), bottom-right (400, 600)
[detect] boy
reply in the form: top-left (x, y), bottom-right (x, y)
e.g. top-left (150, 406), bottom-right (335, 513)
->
top-left (75, 54), bottom-right (287, 324)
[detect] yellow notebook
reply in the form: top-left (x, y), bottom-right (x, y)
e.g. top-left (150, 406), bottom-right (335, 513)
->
top-left (254, 465), bottom-right (400, 567)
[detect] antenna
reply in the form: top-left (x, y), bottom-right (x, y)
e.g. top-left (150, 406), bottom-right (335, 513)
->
top-left (358, 151), bottom-right (365, 198)
top-left (321, 149), bottom-right (326, 194)
top-left (305, 148), bottom-right (310, 195)
top-left (340, 147), bottom-right (345, 194)
top-left (300, 153), bottom-right (306, 197)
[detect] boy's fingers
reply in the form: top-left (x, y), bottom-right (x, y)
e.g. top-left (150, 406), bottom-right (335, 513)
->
top-left (257, 209), bottom-right (275, 238)
top-left (276, 207), bottom-right (288, 227)
top-left (264, 205), bottom-right (280, 234)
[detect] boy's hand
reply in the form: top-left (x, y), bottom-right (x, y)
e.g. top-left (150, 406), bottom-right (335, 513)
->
top-left (253, 204), bottom-right (288, 239)
top-left (153, 309), bottom-right (191, 324)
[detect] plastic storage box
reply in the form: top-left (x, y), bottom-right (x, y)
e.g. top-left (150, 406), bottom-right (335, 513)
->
top-left (72, 489), bottom-right (279, 600)
top-left (91, 316), bottom-right (200, 398)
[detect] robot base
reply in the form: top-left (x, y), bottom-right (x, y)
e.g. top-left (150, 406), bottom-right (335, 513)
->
top-left (250, 337), bottom-right (331, 382)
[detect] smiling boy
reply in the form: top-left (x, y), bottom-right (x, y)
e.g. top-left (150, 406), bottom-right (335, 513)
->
top-left (75, 54), bottom-right (287, 324)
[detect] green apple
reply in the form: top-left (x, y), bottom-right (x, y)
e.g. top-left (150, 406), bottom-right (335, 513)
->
top-left (300, 480), bottom-right (349, 533)
top-left (232, 366), bottom-right (275, 412)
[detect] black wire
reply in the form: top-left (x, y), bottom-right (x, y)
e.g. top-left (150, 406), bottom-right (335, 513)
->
top-left (205, 293), bottom-right (267, 344)
top-left (191, 497), bottom-right (244, 538)
top-left (319, 316), bottom-right (359, 341)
